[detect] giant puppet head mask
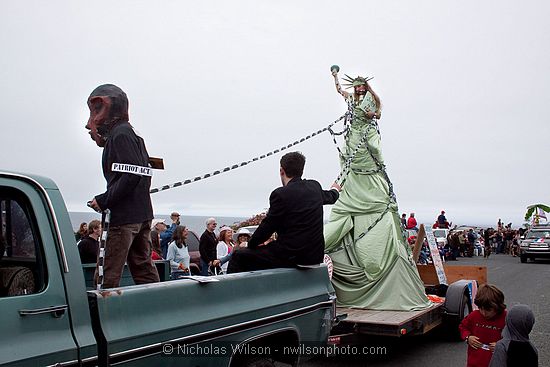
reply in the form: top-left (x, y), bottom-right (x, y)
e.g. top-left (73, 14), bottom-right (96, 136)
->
top-left (85, 84), bottom-right (129, 147)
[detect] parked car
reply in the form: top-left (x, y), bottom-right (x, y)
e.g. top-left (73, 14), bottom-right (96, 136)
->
top-left (184, 230), bottom-right (202, 275)
top-left (432, 228), bottom-right (450, 247)
top-left (519, 225), bottom-right (550, 263)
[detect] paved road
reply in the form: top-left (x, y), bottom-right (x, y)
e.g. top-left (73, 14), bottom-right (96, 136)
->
top-left (303, 254), bottom-right (549, 367)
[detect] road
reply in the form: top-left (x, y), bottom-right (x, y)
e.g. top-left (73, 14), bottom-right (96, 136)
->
top-left (303, 254), bottom-right (549, 367)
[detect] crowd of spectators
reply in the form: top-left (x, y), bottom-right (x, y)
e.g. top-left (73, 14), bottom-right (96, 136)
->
top-left (401, 211), bottom-right (526, 265)
top-left (76, 210), bottom-right (527, 278)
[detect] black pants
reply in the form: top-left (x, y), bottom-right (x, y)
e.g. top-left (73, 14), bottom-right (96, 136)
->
top-left (227, 241), bottom-right (295, 273)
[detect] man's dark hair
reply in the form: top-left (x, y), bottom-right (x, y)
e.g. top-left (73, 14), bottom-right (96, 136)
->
top-left (280, 152), bottom-right (305, 178)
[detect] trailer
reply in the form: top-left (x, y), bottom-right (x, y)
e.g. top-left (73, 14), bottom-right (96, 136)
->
top-left (328, 226), bottom-right (488, 346)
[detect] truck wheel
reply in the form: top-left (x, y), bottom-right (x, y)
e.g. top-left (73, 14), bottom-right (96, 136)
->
top-left (520, 255), bottom-right (527, 263)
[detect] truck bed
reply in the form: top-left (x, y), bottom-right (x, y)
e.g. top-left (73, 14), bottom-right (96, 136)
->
top-left (87, 267), bottom-right (335, 365)
top-left (333, 302), bottom-right (444, 338)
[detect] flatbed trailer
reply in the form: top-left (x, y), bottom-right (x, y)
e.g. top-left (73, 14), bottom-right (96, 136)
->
top-left (334, 302), bottom-right (444, 339)
top-left (329, 263), bottom-right (487, 345)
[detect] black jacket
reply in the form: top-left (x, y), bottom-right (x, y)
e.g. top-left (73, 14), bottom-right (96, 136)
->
top-left (248, 177), bottom-right (339, 265)
top-left (199, 230), bottom-right (218, 263)
top-left (78, 236), bottom-right (99, 264)
top-left (95, 122), bottom-right (153, 226)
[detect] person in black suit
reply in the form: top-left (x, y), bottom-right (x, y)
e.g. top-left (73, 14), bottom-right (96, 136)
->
top-left (227, 152), bottom-right (340, 273)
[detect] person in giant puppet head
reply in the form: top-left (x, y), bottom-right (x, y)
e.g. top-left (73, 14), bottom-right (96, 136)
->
top-left (85, 84), bottom-right (159, 289)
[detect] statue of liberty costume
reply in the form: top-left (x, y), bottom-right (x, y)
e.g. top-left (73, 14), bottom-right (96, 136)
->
top-left (324, 67), bottom-right (431, 311)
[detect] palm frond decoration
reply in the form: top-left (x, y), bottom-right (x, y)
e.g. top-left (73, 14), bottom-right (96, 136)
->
top-left (524, 204), bottom-right (550, 221)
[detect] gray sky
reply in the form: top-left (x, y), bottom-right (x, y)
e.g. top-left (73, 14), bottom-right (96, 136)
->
top-left (1, 1), bottom-right (549, 228)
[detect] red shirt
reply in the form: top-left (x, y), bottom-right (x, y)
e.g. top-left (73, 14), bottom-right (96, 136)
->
top-left (151, 251), bottom-right (162, 260)
top-left (459, 310), bottom-right (507, 367)
top-left (406, 217), bottom-right (417, 229)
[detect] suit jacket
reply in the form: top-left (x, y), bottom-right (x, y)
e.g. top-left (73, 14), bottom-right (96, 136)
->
top-left (248, 177), bottom-right (339, 265)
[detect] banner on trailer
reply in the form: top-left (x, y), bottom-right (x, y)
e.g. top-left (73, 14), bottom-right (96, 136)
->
top-left (425, 228), bottom-right (448, 285)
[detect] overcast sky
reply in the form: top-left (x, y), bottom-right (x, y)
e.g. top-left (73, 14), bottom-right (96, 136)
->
top-left (1, 1), bottom-right (549, 228)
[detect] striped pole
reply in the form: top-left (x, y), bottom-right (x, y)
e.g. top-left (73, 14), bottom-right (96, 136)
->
top-left (96, 209), bottom-right (111, 290)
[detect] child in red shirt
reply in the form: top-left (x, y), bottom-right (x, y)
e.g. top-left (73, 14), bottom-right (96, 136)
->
top-left (459, 284), bottom-right (507, 367)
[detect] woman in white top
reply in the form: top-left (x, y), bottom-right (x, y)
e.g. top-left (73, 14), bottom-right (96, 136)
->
top-left (216, 226), bottom-right (234, 273)
top-left (166, 225), bottom-right (190, 279)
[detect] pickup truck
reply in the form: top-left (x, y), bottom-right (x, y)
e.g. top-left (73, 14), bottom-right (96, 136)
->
top-left (0, 171), bottom-right (336, 367)
top-left (519, 224), bottom-right (550, 262)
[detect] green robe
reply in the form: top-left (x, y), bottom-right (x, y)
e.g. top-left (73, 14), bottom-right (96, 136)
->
top-left (324, 92), bottom-right (431, 311)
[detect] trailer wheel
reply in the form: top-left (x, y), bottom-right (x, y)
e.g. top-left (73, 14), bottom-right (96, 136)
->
top-left (458, 292), bottom-right (472, 320)
top-left (443, 281), bottom-right (474, 341)
top-left (444, 292), bottom-right (472, 341)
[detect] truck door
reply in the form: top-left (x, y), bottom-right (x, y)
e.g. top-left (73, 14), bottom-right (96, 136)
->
top-left (0, 178), bottom-right (78, 366)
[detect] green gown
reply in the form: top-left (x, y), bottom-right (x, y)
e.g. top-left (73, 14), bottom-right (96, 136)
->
top-left (324, 91), bottom-right (431, 311)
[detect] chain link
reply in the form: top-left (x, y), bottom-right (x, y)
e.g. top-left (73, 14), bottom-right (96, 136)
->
top-left (149, 113), bottom-right (349, 194)
top-left (147, 100), bottom-right (403, 254)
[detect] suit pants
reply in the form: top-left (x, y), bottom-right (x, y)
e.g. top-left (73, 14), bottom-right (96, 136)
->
top-left (94, 220), bottom-right (160, 288)
top-left (227, 241), bottom-right (294, 273)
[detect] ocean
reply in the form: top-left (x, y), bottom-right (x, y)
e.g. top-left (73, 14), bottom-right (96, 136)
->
top-left (70, 212), bottom-right (500, 236)
top-left (69, 212), bottom-right (247, 234)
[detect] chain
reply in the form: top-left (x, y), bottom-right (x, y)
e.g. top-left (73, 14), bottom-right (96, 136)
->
top-left (351, 167), bottom-right (381, 175)
top-left (326, 95), bottom-right (403, 254)
top-left (333, 127), bottom-right (372, 186)
top-left (330, 99), bottom-right (362, 185)
top-left (356, 202), bottom-right (392, 241)
top-left (149, 113), bottom-right (348, 194)
top-left (349, 129), bottom-right (398, 244)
